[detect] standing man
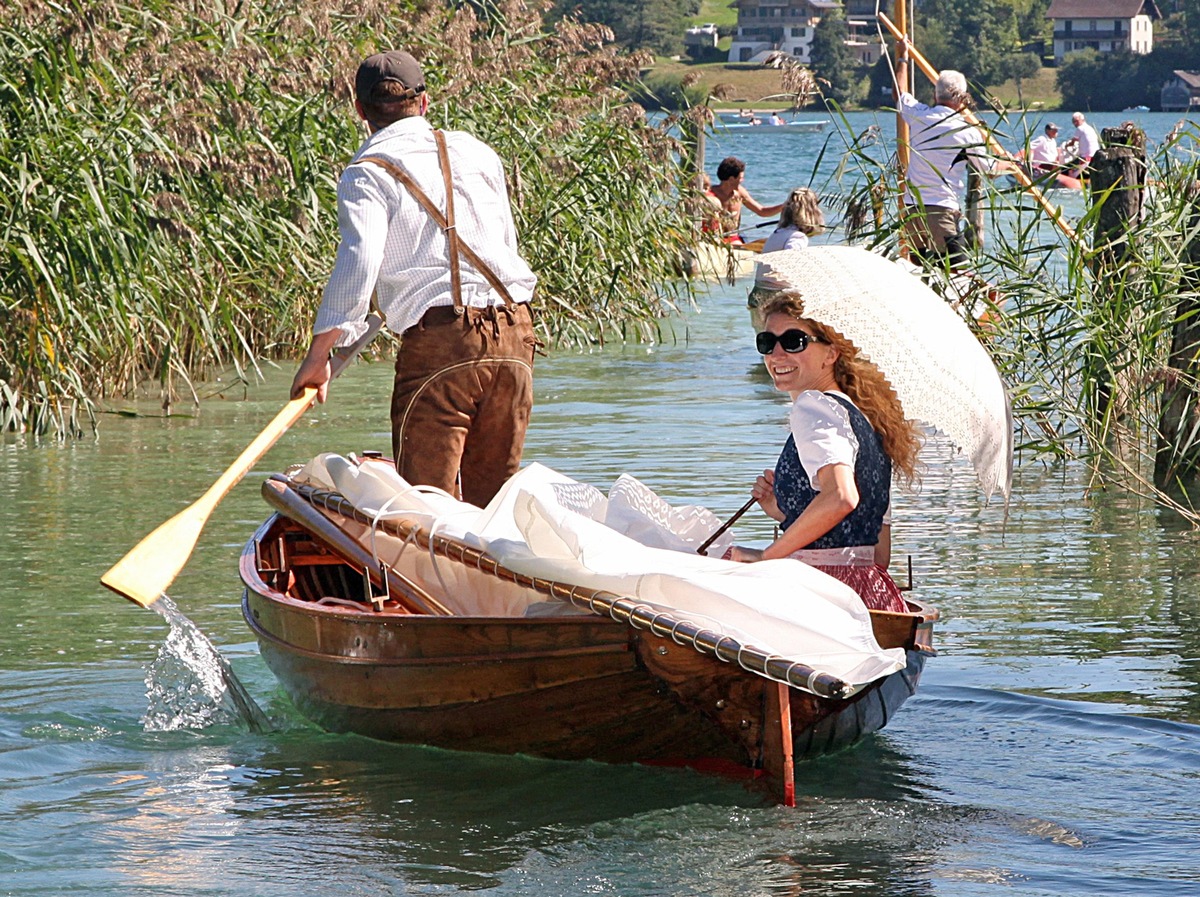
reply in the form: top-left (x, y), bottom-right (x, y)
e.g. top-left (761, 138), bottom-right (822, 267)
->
top-left (1028, 122), bottom-right (1062, 174)
top-left (291, 50), bottom-right (538, 508)
top-left (1069, 111), bottom-right (1100, 173)
top-left (894, 70), bottom-right (1013, 267)
top-left (708, 156), bottom-right (785, 242)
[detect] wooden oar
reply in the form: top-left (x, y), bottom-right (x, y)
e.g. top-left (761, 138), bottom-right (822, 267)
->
top-left (876, 12), bottom-right (1078, 245)
top-left (101, 315), bottom-right (384, 608)
top-left (697, 496), bottom-right (756, 556)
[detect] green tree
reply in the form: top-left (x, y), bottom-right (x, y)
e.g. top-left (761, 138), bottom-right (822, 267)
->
top-left (1158, 0), bottom-right (1200, 48)
top-left (866, 57), bottom-right (897, 108)
top-left (554, 0), bottom-right (700, 55)
top-left (810, 8), bottom-right (859, 105)
top-left (916, 0), bottom-right (1026, 91)
top-left (1054, 48), bottom-right (1190, 111)
top-left (1016, 0), bottom-right (1053, 52)
top-left (1004, 52), bottom-right (1042, 107)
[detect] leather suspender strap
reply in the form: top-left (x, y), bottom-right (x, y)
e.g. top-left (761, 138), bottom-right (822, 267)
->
top-left (358, 146), bottom-right (517, 312)
top-left (431, 129), bottom-right (463, 313)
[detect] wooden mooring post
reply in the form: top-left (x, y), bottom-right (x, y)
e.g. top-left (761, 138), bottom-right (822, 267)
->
top-left (965, 168), bottom-right (985, 249)
top-left (1089, 125), bottom-right (1147, 270)
top-left (1156, 182), bottom-right (1200, 492)
top-left (1085, 126), bottom-right (1147, 432)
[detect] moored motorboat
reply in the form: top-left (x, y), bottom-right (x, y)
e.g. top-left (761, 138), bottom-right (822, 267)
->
top-left (239, 456), bottom-right (938, 804)
top-left (716, 119), bottom-right (828, 134)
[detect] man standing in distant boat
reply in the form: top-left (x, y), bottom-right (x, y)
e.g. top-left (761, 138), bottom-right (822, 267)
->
top-left (290, 49), bottom-right (538, 508)
top-left (894, 68), bottom-right (1015, 268)
top-left (708, 156), bottom-right (785, 243)
top-left (1028, 122), bottom-right (1062, 174)
top-left (1068, 111), bottom-right (1100, 175)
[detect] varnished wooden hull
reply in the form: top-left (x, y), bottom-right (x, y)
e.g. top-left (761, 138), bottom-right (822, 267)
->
top-left (240, 512), bottom-right (935, 796)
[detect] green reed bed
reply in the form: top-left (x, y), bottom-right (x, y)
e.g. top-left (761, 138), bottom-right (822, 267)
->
top-left (0, 0), bottom-right (698, 437)
top-left (832, 110), bottom-right (1200, 520)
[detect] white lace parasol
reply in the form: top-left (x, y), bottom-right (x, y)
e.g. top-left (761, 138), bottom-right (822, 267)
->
top-left (760, 245), bottom-right (1013, 500)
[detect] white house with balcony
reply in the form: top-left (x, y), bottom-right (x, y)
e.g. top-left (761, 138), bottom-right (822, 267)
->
top-left (727, 0), bottom-right (844, 64)
top-left (1045, 0), bottom-right (1161, 64)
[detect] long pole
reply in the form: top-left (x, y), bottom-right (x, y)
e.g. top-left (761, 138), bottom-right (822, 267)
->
top-left (697, 496), bottom-right (756, 556)
top-left (877, 12), bottom-right (1078, 244)
top-left (892, 0), bottom-right (912, 258)
top-left (893, 0), bottom-right (910, 176)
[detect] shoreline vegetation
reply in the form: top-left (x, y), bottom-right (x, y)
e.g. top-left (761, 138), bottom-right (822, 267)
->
top-left (1, 0), bottom-right (699, 436)
top-left (7, 2), bottom-right (1200, 521)
top-left (641, 59), bottom-right (1064, 113)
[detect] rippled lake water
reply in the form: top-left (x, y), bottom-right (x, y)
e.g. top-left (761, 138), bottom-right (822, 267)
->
top-left (3, 111), bottom-right (1199, 895)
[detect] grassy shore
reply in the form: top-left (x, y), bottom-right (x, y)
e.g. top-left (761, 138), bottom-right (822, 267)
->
top-left (647, 58), bottom-right (1064, 111)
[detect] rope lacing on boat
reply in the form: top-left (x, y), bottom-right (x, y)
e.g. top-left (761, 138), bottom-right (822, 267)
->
top-left (284, 478), bottom-right (854, 701)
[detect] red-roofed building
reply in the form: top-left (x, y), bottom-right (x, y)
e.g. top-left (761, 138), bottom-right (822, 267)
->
top-left (1045, 0), bottom-right (1161, 63)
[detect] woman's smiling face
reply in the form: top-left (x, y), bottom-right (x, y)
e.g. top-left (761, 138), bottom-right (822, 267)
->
top-left (760, 312), bottom-right (839, 398)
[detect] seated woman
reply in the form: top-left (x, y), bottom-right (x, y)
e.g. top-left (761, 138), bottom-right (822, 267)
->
top-left (748, 188), bottom-right (825, 327)
top-left (729, 291), bottom-right (922, 613)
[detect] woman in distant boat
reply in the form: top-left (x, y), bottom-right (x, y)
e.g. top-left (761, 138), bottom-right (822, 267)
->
top-left (729, 291), bottom-right (922, 613)
top-left (708, 156), bottom-right (785, 243)
top-left (747, 188), bottom-right (825, 326)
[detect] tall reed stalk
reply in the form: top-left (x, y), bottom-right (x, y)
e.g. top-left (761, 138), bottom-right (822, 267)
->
top-left (0, 0), bottom-right (697, 437)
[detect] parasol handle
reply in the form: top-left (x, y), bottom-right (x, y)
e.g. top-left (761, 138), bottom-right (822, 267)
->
top-left (697, 496), bottom-right (757, 556)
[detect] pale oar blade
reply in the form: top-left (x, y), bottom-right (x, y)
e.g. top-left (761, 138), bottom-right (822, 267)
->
top-left (100, 505), bottom-right (211, 608)
top-left (102, 391), bottom-right (316, 607)
top-left (101, 314), bottom-right (384, 609)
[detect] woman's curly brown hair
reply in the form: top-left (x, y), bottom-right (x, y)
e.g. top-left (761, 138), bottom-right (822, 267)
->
top-left (758, 291), bottom-right (923, 486)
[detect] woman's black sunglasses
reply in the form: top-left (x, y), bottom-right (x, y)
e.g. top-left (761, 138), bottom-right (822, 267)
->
top-left (755, 329), bottom-right (819, 355)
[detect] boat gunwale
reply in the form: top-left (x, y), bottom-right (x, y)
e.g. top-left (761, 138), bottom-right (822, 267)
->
top-left (242, 492), bottom-right (936, 690)
top-left (241, 588), bottom-right (633, 667)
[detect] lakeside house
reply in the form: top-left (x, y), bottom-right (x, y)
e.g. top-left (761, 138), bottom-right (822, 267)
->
top-left (726, 0), bottom-right (883, 65)
top-left (1044, 0), bottom-right (1161, 64)
top-left (1161, 70), bottom-right (1200, 113)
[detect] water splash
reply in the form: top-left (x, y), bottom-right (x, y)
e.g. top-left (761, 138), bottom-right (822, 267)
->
top-left (142, 594), bottom-right (270, 733)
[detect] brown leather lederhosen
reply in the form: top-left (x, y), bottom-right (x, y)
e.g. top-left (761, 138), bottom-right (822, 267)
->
top-left (360, 131), bottom-right (535, 507)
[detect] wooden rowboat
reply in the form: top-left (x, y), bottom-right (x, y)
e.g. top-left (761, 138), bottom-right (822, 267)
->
top-left (239, 466), bottom-right (937, 804)
top-left (682, 239), bottom-right (762, 281)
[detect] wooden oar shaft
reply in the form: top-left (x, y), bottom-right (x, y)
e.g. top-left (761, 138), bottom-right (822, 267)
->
top-left (876, 12), bottom-right (1078, 244)
top-left (101, 316), bottom-right (383, 608)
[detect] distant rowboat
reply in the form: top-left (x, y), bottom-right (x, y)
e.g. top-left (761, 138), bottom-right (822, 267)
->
top-left (682, 239), bottom-right (762, 281)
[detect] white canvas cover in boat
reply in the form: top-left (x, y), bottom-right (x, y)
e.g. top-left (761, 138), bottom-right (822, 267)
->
top-left (294, 453), bottom-right (906, 690)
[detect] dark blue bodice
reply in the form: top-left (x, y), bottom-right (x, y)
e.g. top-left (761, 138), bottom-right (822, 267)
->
top-left (774, 393), bottom-right (891, 549)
